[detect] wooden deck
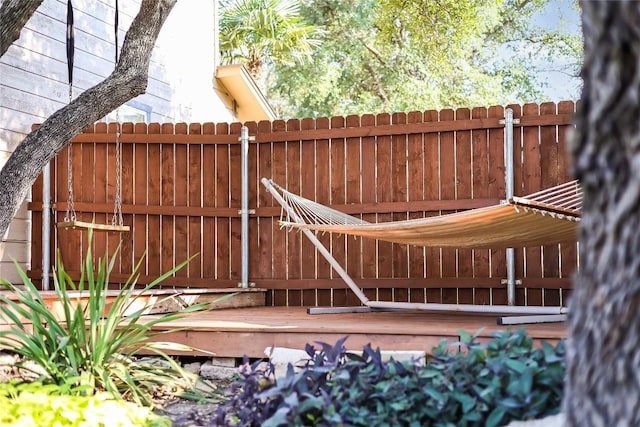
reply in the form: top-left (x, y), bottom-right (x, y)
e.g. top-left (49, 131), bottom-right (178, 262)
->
top-left (144, 306), bottom-right (567, 358)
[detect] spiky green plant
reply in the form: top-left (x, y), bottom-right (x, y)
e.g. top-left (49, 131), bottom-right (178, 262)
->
top-left (0, 231), bottom-right (210, 406)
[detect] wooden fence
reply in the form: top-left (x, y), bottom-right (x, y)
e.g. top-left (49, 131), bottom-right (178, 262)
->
top-left (29, 101), bottom-right (577, 307)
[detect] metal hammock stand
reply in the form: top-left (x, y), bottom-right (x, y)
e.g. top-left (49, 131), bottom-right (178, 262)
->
top-left (262, 177), bottom-right (581, 324)
top-left (57, 0), bottom-right (129, 233)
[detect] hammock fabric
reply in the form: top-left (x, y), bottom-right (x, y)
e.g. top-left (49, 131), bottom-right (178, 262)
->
top-left (271, 180), bottom-right (581, 249)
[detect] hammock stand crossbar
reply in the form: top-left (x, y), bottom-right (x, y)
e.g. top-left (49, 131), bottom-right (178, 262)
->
top-left (261, 177), bottom-right (578, 323)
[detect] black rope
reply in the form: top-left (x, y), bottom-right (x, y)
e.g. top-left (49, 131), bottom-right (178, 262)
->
top-left (66, 0), bottom-right (74, 95)
top-left (114, 0), bottom-right (119, 63)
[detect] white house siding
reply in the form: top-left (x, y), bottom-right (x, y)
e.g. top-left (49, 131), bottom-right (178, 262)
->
top-left (0, 0), bottom-right (235, 283)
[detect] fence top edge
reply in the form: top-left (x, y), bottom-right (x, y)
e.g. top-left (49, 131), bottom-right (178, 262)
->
top-left (66, 112), bottom-right (574, 144)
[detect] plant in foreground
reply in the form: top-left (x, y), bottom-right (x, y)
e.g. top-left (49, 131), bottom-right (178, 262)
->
top-left (0, 380), bottom-right (170, 427)
top-left (217, 329), bottom-right (565, 426)
top-left (0, 230), bottom-right (210, 407)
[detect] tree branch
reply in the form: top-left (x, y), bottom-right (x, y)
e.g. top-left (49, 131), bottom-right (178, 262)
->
top-left (0, 0), bottom-right (44, 56)
top-left (0, 0), bottom-right (177, 238)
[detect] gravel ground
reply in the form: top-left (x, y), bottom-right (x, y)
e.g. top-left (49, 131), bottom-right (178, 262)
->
top-left (156, 376), bottom-right (235, 427)
top-left (158, 398), bottom-right (223, 427)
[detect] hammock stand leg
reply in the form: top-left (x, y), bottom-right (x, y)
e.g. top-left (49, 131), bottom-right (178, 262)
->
top-left (497, 314), bottom-right (568, 325)
top-left (261, 178), bottom-right (370, 306)
top-left (262, 178), bottom-right (568, 323)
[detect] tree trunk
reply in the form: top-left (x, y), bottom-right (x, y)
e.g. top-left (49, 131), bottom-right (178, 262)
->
top-left (0, 0), bottom-right (44, 56)
top-left (565, 1), bottom-right (640, 425)
top-left (0, 0), bottom-right (177, 239)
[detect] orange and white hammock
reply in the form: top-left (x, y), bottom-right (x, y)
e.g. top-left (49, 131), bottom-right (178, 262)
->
top-left (268, 179), bottom-right (581, 249)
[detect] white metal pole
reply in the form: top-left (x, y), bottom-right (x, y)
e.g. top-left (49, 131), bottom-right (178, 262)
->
top-left (239, 126), bottom-right (250, 288)
top-left (504, 108), bottom-right (516, 305)
top-left (42, 163), bottom-right (51, 291)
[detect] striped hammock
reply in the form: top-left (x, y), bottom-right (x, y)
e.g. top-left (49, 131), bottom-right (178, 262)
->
top-left (266, 179), bottom-right (581, 249)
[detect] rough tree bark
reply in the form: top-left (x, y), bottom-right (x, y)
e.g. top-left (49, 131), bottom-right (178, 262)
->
top-left (0, 0), bottom-right (44, 56)
top-left (565, 1), bottom-right (640, 425)
top-left (0, 0), bottom-right (177, 239)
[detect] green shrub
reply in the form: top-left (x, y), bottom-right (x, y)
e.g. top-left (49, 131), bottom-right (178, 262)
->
top-left (217, 329), bottom-right (565, 427)
top-left (0, 231), bottom-right (209, 406)
top-left (0, 381), bottom-right (170, 427)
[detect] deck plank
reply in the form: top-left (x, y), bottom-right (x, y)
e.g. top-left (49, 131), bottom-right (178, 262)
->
top-left (143, 306), bottom-right (566, 358)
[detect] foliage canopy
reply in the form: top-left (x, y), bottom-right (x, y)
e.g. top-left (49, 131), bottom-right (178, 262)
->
top-left (220, 0), bottom-right (582, 118)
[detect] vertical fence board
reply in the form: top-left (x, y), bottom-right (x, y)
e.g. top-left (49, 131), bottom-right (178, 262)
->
top-left (360, 114), bottom-right (377, 302)
top-left (174, 124), bottom-right (189, 279)
top-left (286, 119), bottom-right (302, 306)
top-left (105, 123), bottom-right (120, 274)
top-left (300, 117), bottom-right (317, 306)
top-left (424, 110), bottom-right (442, 303)
top-left (78, 126), bottom-right (96, 261)
top-left (256, 121), bottom-right (273, 302)
top-left (558, 101), bottom-right (577, 305)
top-left (188, 123), bottom-right (203, 281)
top-left (120, 123), bottom-right (135, 274)
top-left (314, 117), bottom-right (332, 306)
top-left (201, 123), bottom-right (216, 281)
top-left (271, 120), bottom-right (287, 305)
top-left (215, 122), bottom-right (230, 282)
top-left (522, 103), bottom-right (543, 306)
top-left (330, 116), bottom-right (347, 306)
top-left (472, 107), bottom-right (491, 305)
top-left (539, 102), bottom-right (561, 306)
top-left (133, 123), bottom-right (148, 275)
top-left (160, 124), bottom-right (175, 281)
top-left (146, 124), bottom-right (162, 278)
top-left (92, 124), bottom-right (108, 266)
top-left (455, 108), bottom-right (474, 304)
top-left (439, 109), bottom-right (457, 304)
top-left (407, 111), bottom-right (425, 303)
top-left (57, 143), bottom-right (81, 272)
top-left (375, 113), bottom-right (393, 303)
top-left (345, 114), bottom-right (363, 306)
top-left (391, 112), bottom-right (409, 303)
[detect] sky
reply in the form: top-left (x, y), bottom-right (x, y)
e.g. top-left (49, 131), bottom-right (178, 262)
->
top-left (534, 0), bottom-right (583, 101)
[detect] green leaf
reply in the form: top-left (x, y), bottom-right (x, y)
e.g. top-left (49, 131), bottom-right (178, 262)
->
top-left (520, 368), bottom-right (533, 396)
top-left (423, 386), bottom-right (444, 403)
top-left (452, 391), bottom-right (476, 413)
top-left (485, 406), bottom-right (506, 427)
top-left (505, 359), bottom-right (527, 374)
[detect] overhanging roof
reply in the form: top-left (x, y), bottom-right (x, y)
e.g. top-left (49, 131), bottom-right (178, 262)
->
top-left (215, 64), bottom-right (277, 122)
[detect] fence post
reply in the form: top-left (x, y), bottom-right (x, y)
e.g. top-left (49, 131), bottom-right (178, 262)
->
top-left (239, 126), bottom-right (254, 288)
top-left (42, 163), bottom-right (51, 291)
top-left (502, 108), bottom-right (520, 305)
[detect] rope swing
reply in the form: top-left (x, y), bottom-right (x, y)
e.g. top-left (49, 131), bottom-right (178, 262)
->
top-left (57, 0), bottom-right (129, 232)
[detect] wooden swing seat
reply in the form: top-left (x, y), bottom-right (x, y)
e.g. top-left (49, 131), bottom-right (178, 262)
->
top-left (57, 220), bottom-right (130, 232)
top-left (57, 1), bottom-right (128, 235)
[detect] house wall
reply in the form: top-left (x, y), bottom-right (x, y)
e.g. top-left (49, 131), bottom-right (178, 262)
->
top-left (0, 0), bottom-right (234, 283)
